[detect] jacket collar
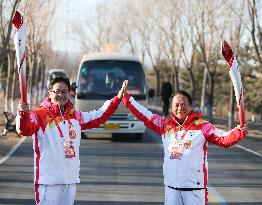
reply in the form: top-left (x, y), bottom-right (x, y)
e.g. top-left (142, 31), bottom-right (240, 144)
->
top-left (170, 111), bottom-right (202, 127)
top-left (39, 98), bottom-right (73, 116)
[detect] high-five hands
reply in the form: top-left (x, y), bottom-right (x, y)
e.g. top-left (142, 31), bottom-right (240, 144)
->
top-left (117, 80), bottom-right (128, 99)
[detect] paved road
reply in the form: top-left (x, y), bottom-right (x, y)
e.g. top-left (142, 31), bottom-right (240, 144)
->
top-left (0, 129), bottom-right (261, 205)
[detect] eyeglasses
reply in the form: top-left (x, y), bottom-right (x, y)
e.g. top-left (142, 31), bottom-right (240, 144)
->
top-left (51, 90), bottom-right (69, 95)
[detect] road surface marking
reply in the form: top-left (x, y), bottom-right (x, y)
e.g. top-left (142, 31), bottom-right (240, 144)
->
top-left (236, 144), bottom-right (262, 157)
top-left (208, 186), bottom-right (228, 204)
top-left (0, 137), bottom-right (26, 165)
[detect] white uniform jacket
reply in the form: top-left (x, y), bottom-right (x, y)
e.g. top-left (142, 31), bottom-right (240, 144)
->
top-left (123, 94), bottom-right (245, 189)
top-left (17, 96), bottom-right (120, 185)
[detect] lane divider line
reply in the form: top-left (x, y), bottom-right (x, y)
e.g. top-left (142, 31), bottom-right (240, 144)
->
top-left (235, 144), bottom-right (262, 157)
top-left (0, 137), bottom-right (26, 165)
top-left (208, 186), bottom-right (228, 205)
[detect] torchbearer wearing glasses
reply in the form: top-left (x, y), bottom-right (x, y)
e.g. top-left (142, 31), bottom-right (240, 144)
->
top-left (16, 76), bottom-right (128, 205)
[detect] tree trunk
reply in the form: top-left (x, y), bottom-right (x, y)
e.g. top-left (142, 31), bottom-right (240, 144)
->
top-left (173, 66), bottom-right (179, 91)
top-left (5, 51), bottom-right (12, 111)
top-left (260, 100), bottom-right (262, 132)
top-left (10, 50), bottom-right (17, 114)
top-left (0, 0), bottom-right (20, 77)
top-left (206, 71), bottom-right (214, 123)
top-left (200, 67), bottom-right (207, 114)
top-left (156, 70), bottom-right (161, 96)
top-left (0, 50), bottom-right (8, 94)
top-left (33, 56), bottom-right (41, 105)
top-left (38, 60), bottom-right (46, 102)
top-left (11, 71), bottom-right (17, 114)
top-left (0, 48), bottom-right (7, 77)
top-left (188, 69), bottom-right (196, 106)
top-left (28, 52), bottom-right (38, 108)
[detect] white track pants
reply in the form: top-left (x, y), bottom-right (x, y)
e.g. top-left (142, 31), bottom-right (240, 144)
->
top-left (35, 184), bottom-right (76, 205)
top-left (164, 186), bottom-right (207, 205)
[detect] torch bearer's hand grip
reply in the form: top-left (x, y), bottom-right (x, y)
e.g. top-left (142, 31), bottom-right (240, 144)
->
top-left (17, 101), bottom-right (29, 113)
top-left (237, 124), bottom-right (248, 135)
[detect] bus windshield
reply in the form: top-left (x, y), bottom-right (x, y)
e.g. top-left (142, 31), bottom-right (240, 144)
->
top-left (49, 72), bottom-right (67, 82)
top-left (77, 60), bottom-right (146, 100)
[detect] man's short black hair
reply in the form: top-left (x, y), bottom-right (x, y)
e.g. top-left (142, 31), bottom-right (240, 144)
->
top-left (169, 90), bottom-right (192, 106)
top-left (48, 76), bottom-right (70, 91)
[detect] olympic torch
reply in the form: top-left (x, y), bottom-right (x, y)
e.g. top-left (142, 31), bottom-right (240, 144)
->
top-left (222, 40), bottom-right (245, 127)
top-left (12, 11), bottom-right (27, 104)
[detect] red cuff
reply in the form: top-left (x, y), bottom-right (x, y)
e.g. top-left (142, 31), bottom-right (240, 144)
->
top-left (19, 111), bottom-right (30, 117)
top-left (234, 127), bottom-right (246, 139)
top-left (113, 96), bottom-right (121, 104)
top-left (122, 93), bottom-right (131, 106)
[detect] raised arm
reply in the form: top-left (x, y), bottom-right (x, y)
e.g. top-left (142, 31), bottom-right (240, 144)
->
top-left (122, 92), bottom-right (165, 135)
top-left (202, 123), bottom-right (246, 148)
top-left (77, 80), bottom-right (127, 130)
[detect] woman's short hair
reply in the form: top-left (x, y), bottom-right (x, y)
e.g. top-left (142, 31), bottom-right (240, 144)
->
top-left (48, 76), bottom-right (70, 91)
top-left (169, 90), bottom-right (192, 106)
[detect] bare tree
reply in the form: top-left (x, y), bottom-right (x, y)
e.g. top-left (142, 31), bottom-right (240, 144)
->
top-left (223, 0), bottom-right (246, 128)
top-left (157, 0), bottom-right (182, 92)
top-left (146, 29), bottom-right (165, 95)
top-left (73, 2), bottom-right (118, 53)
top-left (4, 47), bottom-right (16, 112)
top-left (1, 0), bottom-right (21, 112)
top-left (194, 0), bottom-right (229, 122)
top-left (247, 0), bottom-right (262, 130)
top-left (0, 0), bottom-right (19, 96)
top-left (248, 0), bottom-right (262, 65)
top-left (179, 0), bottom-right (198, 103)
top-left (112, 1), bottom-right (139, 56)
top-left (24, 0), bottom-right (56, 106)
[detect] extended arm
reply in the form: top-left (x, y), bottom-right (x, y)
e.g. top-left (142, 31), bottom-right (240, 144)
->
top-left (77, 80), bottom-right (127, 130)
top-left (203, 123), bottom-right (246, 148)
top-left (122, 93), bottom-right (165, 135)
top-left (77, 96), bottom-right (120, 130)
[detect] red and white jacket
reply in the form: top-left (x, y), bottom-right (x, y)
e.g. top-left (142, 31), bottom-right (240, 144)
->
top-left (123, 94), bottom-right (245, 189)
top-left (16, 96), bottom-right (120, 185)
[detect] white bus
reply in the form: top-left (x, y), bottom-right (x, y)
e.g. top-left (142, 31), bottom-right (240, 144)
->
top-left (47, 68), bottom-right (67, 88)
top-left (75, 52), bottom-right (147, 139)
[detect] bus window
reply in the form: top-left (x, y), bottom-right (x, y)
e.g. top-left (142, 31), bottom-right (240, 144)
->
top-left (77, 60), bottom-right (146, 100)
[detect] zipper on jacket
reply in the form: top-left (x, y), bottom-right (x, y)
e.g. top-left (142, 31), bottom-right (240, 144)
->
top-left (59, 107), bottom-right (65, 124)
